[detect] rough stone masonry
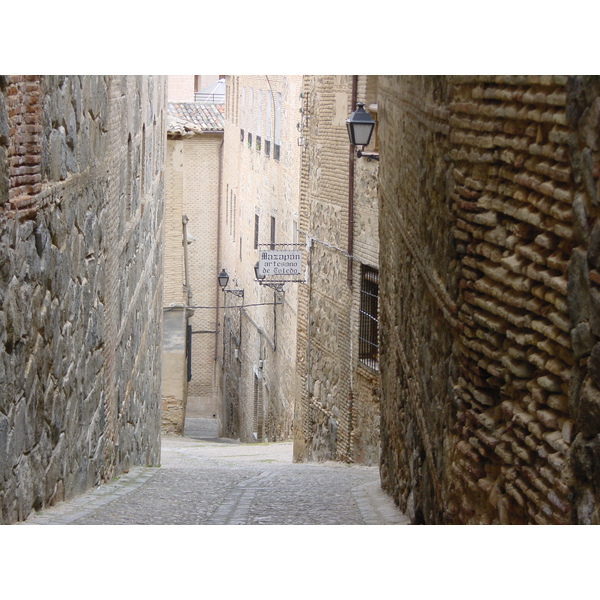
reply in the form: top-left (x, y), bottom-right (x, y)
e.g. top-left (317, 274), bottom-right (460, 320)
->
top-left (0, 75), bottom-right (166, 524)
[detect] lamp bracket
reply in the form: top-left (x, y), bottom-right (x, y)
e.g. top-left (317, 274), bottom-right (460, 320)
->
top-left (258, 282), bottom-right (285, 293)
top-left (357, 150), bottom-right (379, 161)
top-left (224, 288), bottom-right (245, 298)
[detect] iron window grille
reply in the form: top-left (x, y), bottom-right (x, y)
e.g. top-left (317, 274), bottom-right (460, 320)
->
top-left (359, 265), bottom-right (379, 370)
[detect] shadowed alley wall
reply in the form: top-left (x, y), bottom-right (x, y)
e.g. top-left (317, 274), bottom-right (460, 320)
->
top-left (378, 75), bottom-right (600, 524)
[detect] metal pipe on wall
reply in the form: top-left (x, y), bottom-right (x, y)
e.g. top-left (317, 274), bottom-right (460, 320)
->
top-left (214, 138), bottom-right (224, 361)
top-left (347, 75), bottom-right (358, 287)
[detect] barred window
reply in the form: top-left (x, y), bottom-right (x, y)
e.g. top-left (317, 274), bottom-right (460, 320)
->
top-left (359, 265), bottom-right (379, 369)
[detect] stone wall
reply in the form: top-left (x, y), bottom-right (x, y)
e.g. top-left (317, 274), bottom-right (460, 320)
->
top-left (293, 75), bottom-right (381, 465)
top-left (0, 75), bottom-right (166, 524)
top-left (378, 75), bottom-right (600, 524)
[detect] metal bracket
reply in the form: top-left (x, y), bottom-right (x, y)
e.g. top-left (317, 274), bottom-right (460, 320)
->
top-left (357, 150), bottom-right (379, 161)
top-left (223, 289), bottom-right (244, 298)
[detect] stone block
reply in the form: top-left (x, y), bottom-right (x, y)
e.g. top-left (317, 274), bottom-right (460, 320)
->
top-left (572, 193), bottom-right (590, 246)
top-left (0, 147), bottom-right (8, 205)
top-left (589, 223), bottom-right (600, 270)
top-left (572, 321), bottom-right (595, 358)
top-left (47, 126), bottom-right (68, 181)
top-left (0, 415), bottom-right (8, 481)
top-left (567, 248), bottom-right (591, 326)
top-left (589, 344), bottom-right (600, 389)
top-left (575, 378), bottom-right (600, 437)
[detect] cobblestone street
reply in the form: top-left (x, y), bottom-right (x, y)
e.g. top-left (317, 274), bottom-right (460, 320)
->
top-left (19, 418), bottom-right (408, 526)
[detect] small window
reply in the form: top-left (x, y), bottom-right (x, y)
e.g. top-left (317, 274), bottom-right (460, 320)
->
top-left (265, 140), bottom-right (271, 157)
top-left (233, 193), bottom-right (237, 239)
top-left (226, 184), bottom-right (230, 229)
top-left (274, 92), bottom-right (281, 161)
top-left (270, 216), bottom-right (276, 249)
top-left (359, 265), bottom-right (379, 370)
top-left (254, 214), bottom-right (259, 249)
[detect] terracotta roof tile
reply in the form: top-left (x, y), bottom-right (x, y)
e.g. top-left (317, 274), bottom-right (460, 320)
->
top-left (167, 102), bottom-right (224, 136)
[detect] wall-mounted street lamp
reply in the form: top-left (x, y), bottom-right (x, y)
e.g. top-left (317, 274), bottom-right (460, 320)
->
top-left (346, 102), bottom-right (379, 161)
top-left (218, 269), bottom-right (244, 298)
top-left (254, 262), bottom-right (285, 294)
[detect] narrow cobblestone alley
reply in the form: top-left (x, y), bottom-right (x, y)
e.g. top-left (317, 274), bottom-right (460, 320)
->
top-left (18, 419), bottom-right (407, 526)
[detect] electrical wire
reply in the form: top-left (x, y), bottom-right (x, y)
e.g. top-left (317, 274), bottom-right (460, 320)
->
top-left (163, 301), bottom-right (282, 311)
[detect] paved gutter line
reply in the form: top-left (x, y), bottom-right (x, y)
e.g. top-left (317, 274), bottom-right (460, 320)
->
top-left (352, 482), bottom-right (410, 525)
top-left (18, 466), bottom-right (159, 525)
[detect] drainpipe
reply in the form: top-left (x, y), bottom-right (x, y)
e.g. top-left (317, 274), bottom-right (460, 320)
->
top-left (182, 214), bottom-right (191, 303)
top-left (347, 75), bottom-right (358, 287)
top-left (214, 137), bottom-right (224, 361)
top-left (215, 136), bottom-right (224, 436)
top-left (346, 75), bottom-right (358, 461)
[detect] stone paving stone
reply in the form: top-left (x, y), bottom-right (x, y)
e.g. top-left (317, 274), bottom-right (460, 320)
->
top-left (19, 430), bottom-right (409, 526)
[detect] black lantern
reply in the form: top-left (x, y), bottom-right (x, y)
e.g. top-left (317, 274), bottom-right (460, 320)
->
top-left (254, 262), bottom-right (265, 281)
top-left (218, 268), bottom-right (230, 289)
top-left (254, 262), bottom-right (285, 294)
top-left (346, 102), bottom-right (376, 147)
top-left (218, 268), bottom-right (244, 297)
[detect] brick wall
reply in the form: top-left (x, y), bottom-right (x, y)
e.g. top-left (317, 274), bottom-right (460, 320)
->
top-left (162, 132), bottom-right (223, 432)
top-left (378, 75), bottom-right (600, 524)
top-left (2, 76), bottom-right (42, 204)
top-left (183, 135), bottom-right (222, 398)
top-left (220, 75), bottom-right (302, 443)
top-left (163, 139), bottom-right (186, 306)
top-left (0, 75), bottom-right (165, 524)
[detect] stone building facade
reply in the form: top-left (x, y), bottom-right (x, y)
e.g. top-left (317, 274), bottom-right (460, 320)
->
top-left (378, 75), bottom-right (600, 524)
top-left (219, 75), bottom-right (302, 442)
top-left (293, 75), bottom-right (381, 465)
top-left (162, 100), bottom-right (224, 433)
top-left (0, 75), bottom-right (166, 524)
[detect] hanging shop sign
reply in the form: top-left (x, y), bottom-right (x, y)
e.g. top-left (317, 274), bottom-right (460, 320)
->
top-left (257, 249), bottom-right (303, 277)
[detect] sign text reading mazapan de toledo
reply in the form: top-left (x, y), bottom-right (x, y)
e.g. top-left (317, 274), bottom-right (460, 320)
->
top-left (258, 250), bottom-right (302, 276)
